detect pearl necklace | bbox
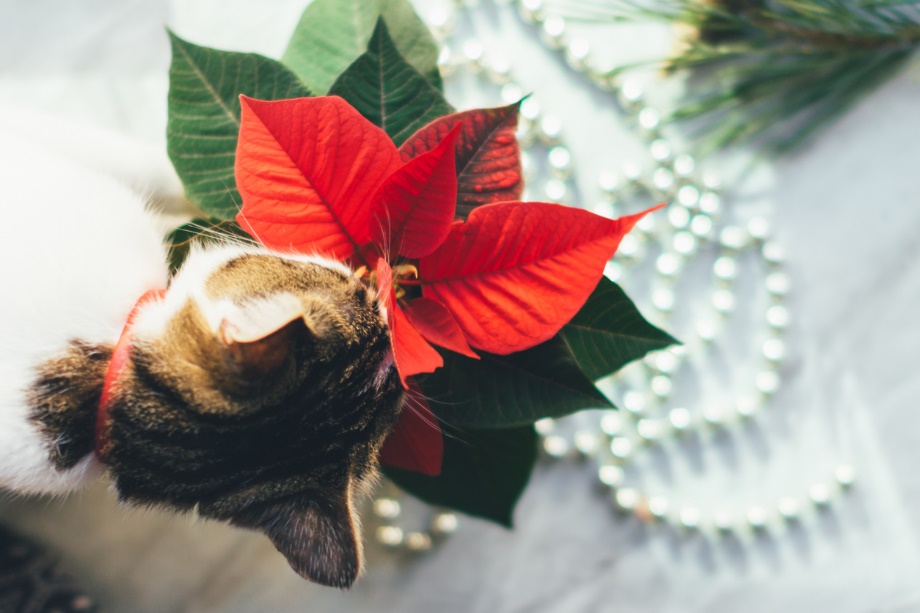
[367,0,856,551]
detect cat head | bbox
[103,244,404,588]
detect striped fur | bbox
[34,251,404,588]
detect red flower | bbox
[234,95,660,476]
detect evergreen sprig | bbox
[563,0,920,154]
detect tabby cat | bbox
[0,112,404,588]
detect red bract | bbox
[398,103,523,217]
[378,382,444,477]
[235,95,659,476]
[235,95,400,259]
[370,124,461,258]
[420,202,661,354]
[375,259,443,388]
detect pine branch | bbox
[561,0,920,154]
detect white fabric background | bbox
[1,1,919,611]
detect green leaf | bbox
[282,0,442,94]
[166,31,311,220]
[167,218,256,274]
[421,335,611,429]
[560,277,678,380]
[383,425,537,527]
[329,19,453,146]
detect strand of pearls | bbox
[510,0,857,537]
[369,0,855,550]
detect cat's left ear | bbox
[233,489,363,588]
[218,293,317,380]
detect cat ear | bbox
[250,491,362,588]
[218,293,313,380]
[219,292,310,345]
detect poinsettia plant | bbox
[165,0,676,527]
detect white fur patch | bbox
[0,132,168,494]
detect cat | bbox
[0,110,404,589]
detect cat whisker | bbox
[402,387,465,443]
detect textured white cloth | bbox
[1,1,919,611]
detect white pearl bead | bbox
[763,338,785,362]
[617,234,641,258]
[650,139,672,162]
[766,305,790,329]
[699,192,721,214]
[712,289,735,313]
[462,39,483,62]
[565,38,591,68]
[669,408,691,431]
[652,167,675,191]
[548,146,571,173]
[835,465,856,488]
[622,162,642,182]
[574,431,599,456]
[713,256,737,281]
[655,351,679,374]
[374,498,401,519]
[755,370,781,395]
[518,0,544,22]
[673,154,695,177]
[432,513,459,535]
[534,417,556,434]
[777,497,800,521]
[486,57,512,83]
[747,216,770,241]
[763,241,786,265]
[735,395,758,418]
[636,213,656,232]
[615,488,639,511]
[765,272,791,296]
[610,437,633,459]
[600,413,624,435]
[679,507,701,529]
[598,170,621,194]
[690,214,713,237]
[746,506,768,530]
[623,391,646,414]
[702,172,722,191]
[653,288,675,312]
[501,83,524,104]
[405,532,433,551]
[673,232,697,255]
[648,496,669,519]
[540,115,563,140]
[541,16,566,48]
[638,107,660,131]
[667,204,690,228]
[599,465,625,488]
[719,226,748,250]
[543,435,569,458]
[544,178,567,201]
[520,98,541,121]
[376,526,404,546]
[713,511,734,533]
[650,375,672,399]
[696,319,717,342]
[618,78,644,108]
[809,483,832,506]
[677,185,700,207]
[637,418,663,441]
[427,6,453,30]
[657,253,681,276]
[703,406,724,427]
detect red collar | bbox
[94,289,166,460]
